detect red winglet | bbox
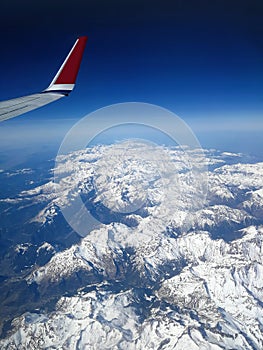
[54,36,88,84]
[45,36,88,93]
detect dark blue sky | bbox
[0,0,263,159]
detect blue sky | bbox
[0,0,263,162]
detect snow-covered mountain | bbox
[0,142,263,349]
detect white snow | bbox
[1,145,263,349]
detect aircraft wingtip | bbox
[45,36,88,94]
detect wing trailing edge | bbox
[0,36,87,122]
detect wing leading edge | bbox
[0,36,87,122]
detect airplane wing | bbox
[0,36,88,122]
